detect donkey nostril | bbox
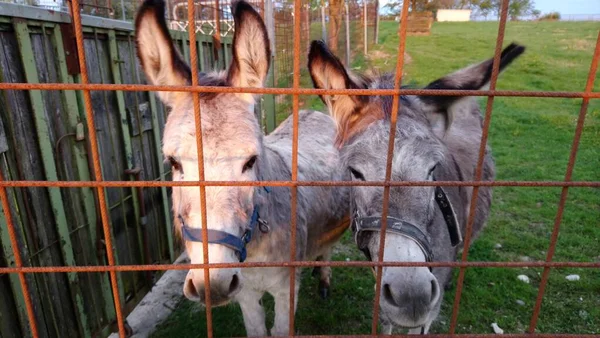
[383,283,397,307]
[228,274,240,295]
[430,279,439,304]
[185,278,200,299]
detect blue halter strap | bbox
[181,186,271,262]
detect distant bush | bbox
[539,12,561,21]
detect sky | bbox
[535,0,600,15]
[378,0,600,15]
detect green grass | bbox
[152,21,600,336]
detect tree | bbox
[476,0,493,19]
[383,0,403,16]
[491,0,538,20]
[327,0,343,52]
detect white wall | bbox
[437,9,471,22]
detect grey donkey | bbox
[308,40,525,333]
[134,0,350,336]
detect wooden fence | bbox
[0,3,236,337]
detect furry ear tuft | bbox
[226,0,271,103]
[420,43,525,131]
[135,0,191,106]
[308,40,378,146]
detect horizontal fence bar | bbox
[0,260,599,274]
[0,82,599,98]
[0,180,597,188]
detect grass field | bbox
[152,20,599,336]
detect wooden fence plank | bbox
[12,18,89,338]
[85,29,129,309]
[107,30,145,277]
[51,23,117,329]
[0,29,53,338]
[0,177,29,337]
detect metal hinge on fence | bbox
[60,23,81,75]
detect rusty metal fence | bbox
[0,0,599,337]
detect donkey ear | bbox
[308,40,371,146]
[226,0,271,103]
[420,43,525,131]
[135,0,192,106]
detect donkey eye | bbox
[427,164,438,178]
[167,156,181,171]
[349,167,365,181]
[242,155,257,173]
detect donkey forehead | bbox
[343,117,445,173]
[162,95,260,160]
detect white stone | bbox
[491,322,504,334]
[517,275,530,283]
[565,274,580,281]
[494,243,502,249]
[516,299,525,306]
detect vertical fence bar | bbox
[68,0,126,336]
[527,30,600,334]
[370,0,410,334]
[185,0,213,336]
[448,0,510,333]
[288,0,302,334]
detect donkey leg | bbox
[271,272,300,336]
[237,288,267,337]
[382,323,393,334]
[317,248,333,299]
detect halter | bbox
[180,186,271,262]
[351,178,462,265]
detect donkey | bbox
[135,1,350,335]
[308,41,525,333]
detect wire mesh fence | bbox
[0,0,599,337]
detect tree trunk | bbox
[328,0,343,52]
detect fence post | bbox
[305,3,310,53]
[363,0,367,54]
[263,0,276,133]
[321,0,327,42]
[213,0,223,67]
[345,1,350,66]
[120,0,125,20]
[374,0,379,44]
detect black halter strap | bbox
[352,215,434,263]
[351,181,462,264]
[433,185,462,246]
